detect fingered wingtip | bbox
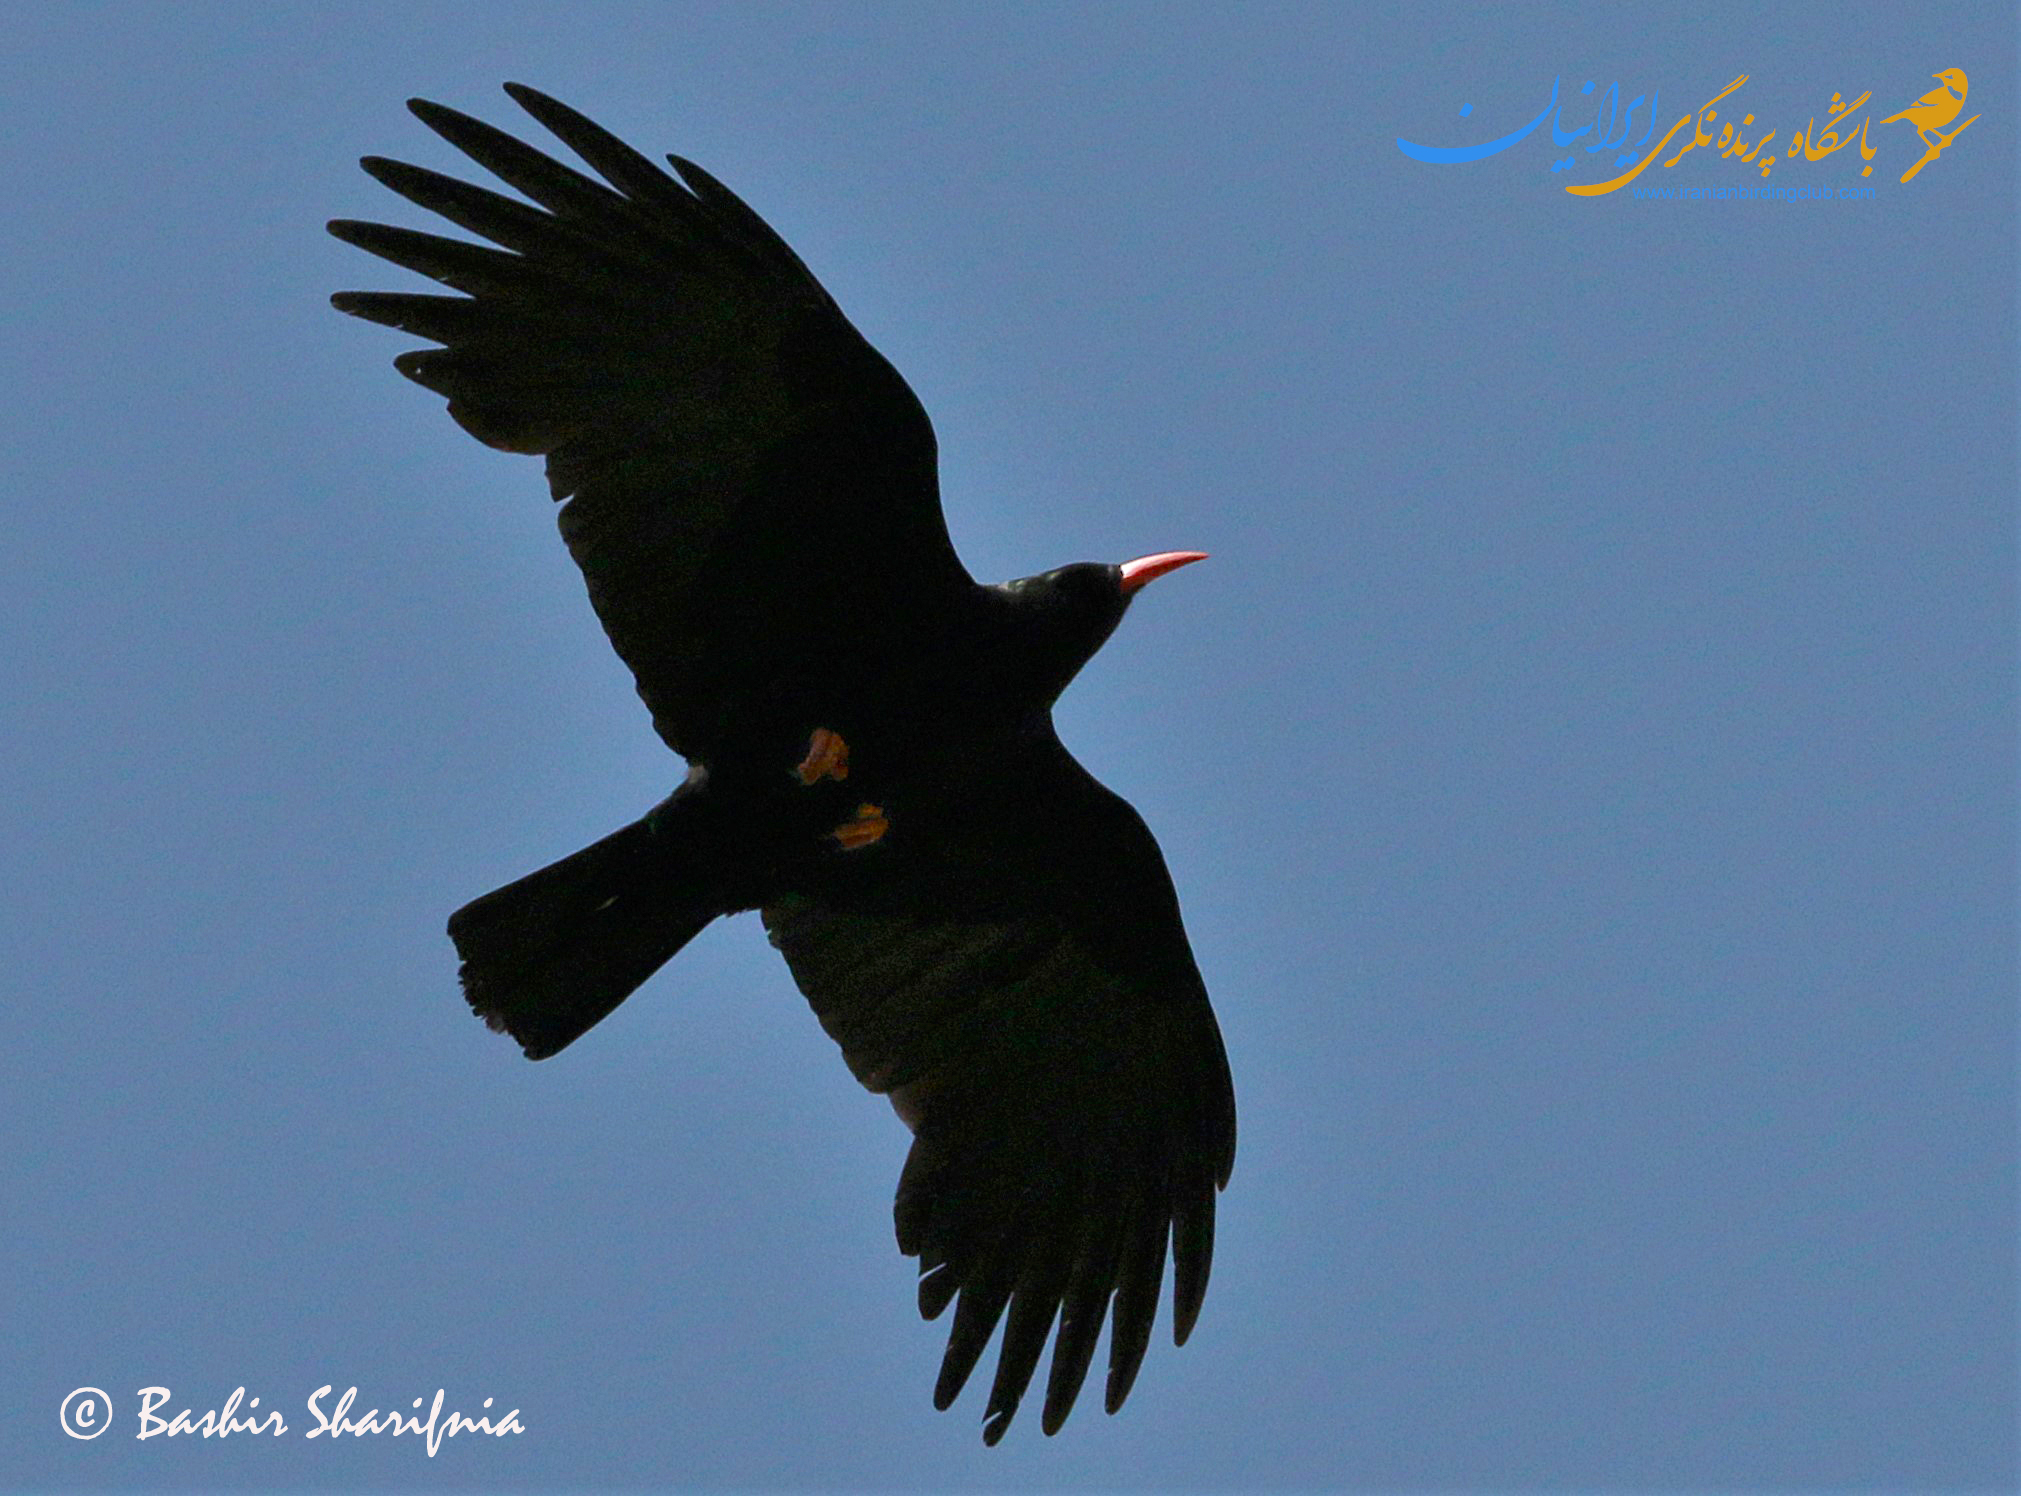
[407,96,488,138]
[1102,1354,1144,1416]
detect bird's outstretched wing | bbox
[330,86,974,761]
[761,737,1237,1442]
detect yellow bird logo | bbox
[1880,68,1969,147]
[1879,68,1977,183]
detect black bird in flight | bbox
[330,85,1235,1444]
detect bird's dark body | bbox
[332,84,1234,1445]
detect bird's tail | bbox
[446,805,722,1060]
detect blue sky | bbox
[3,2,2013,1489]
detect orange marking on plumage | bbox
[794,727,850,785]
[832,803,888,850]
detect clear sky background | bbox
[3,2,2013,1490]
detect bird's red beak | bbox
[1118,550,1208,595]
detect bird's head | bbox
[1936,68,1969,96]
[999,551,1207,707]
